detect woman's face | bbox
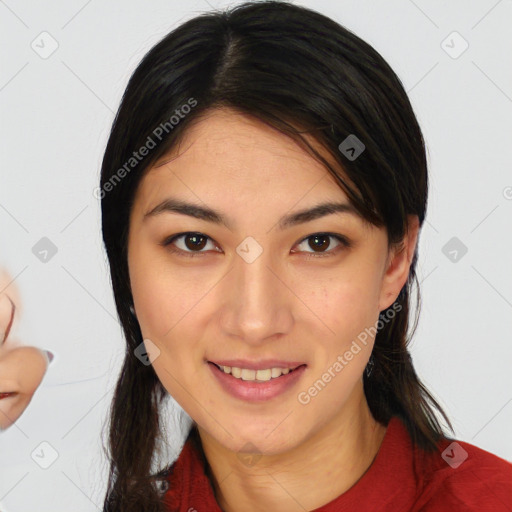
[128,108,411,455]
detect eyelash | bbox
[160,232,351,259]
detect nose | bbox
[218,248,294,345]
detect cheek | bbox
[296,280,379,415]
[128,245,211,387]
[132,269,214,343]
[129,241,188,338]
[303,266,382,400]
[311,267,382,336]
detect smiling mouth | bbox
[209,362,306,382]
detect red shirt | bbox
[163,416,512,511]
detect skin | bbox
[128,108,419,512]
[0,269,53,431]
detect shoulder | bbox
[413,436,512,511]
[162,426,216,511]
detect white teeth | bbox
[256,369,272,381]
[217,364,296,382]
[241,369,256,380]
[271,368,282,378]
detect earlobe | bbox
[379,215,420,311]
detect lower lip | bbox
[208,362,307,402]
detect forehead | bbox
[139,108,349,201]
[153,108,331,175]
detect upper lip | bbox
[208,359,307,371]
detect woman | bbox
[99,2,512,511]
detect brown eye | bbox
[162,232,220,257]
[307,234,331,251]
[292,233,350,259]
[182,233,208,251]
[161,232,350,259]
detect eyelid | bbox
[161,232,351,258]
[292,233,350,258]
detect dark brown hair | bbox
[100,2,453,510]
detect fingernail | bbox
[44,350,54,364]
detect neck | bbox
[196,385,388,512]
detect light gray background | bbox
[1,0,511,510]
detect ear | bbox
[378,215,420,311]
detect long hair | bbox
[100,2,453,510]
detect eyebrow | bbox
[143,198,360,231]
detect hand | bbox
[0,270,53,431]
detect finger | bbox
[0,267,21,312]
[0,294,15,346]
